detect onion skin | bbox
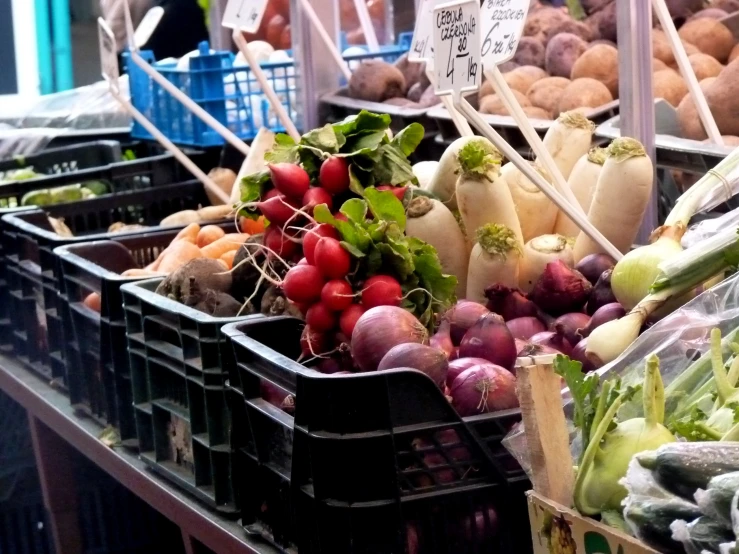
[580,303,625,338]
[430,320,455,359]
[450,364,519,416]
[506,316,546,340]
[412,429,471,485]
[459,313,517,370]
[530,331,573,356]
[518,342,560,357]
[485,284,538,320]
[443,301,490,345]
[553,313,591,346]
[351,306,428,372]
[447,357,492,388]
[529,260,592,316]
[378,344,448,389]
[586,269,617,315]
[463,506,499,545]
[571,338,597,372]
[576,253,616,285]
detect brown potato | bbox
[712,0,739,12]
[729,43,739,64]
[688,53,723,81]
[480,90,532,115]
[504,66,547,94]
[653,69,689,107]
[653,58,669,72]
[527,78,570,116]
[706,58,739,135]
[682,42,701,56]
[557,78,613,113]
[687,8,729,21]
[677,79,717,141]
[652,36,675,66]
[479,79,494,99]
[524,7,570,41]
[570,44,619,98]
[348,60,405,102]
[523,106,552,120]
[545,19,595,43]
[678,19,734,62]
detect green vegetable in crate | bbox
[0,167,41,184]
[670,516,735,554]
[20,189,52,206]
[695,472,739,527]
[20,183,98,207]
[557,354,676,516]
[623,496,703,554]
[82,180,108,195]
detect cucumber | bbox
[637,443,739,499]
[624,496,701,553]
[696,471,739,526]
[670,516,734,554]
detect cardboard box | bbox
[527,491,659,554]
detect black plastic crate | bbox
[0,150,209,386]
[54,221,237,442]
[121,278,261,514]
[0,140,122,178]
[223,317,531,554]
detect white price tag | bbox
[432,0,481,97]
[134,6,165,48]
[409,0,436,62]
[222,0,269,34]
[480,0,529,67]
[97,18,119,91]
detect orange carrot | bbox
[173,222,200,244]
[201,233,249,259]
[196,225,226,248]
[219,249,237,269]
[84,292,101,313]
[158,241,203,273]
[240,216,266,235]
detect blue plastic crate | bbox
[128,34,412,147]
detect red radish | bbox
[303,224,339,265]
[334,212,349,222]
[297,257,309,265]
[257,194,299,226]
[264,188,280,200]
[269,162,310,199]
[306,302,337,332]
[314,237,351,279]
[361,275,402,308]
[264,226,297,258]
[339,304,364,337]
[301,325,329,357]
[319,156,350,194]
[321,279,354,311]
[302,187,333,214]
[282,265,324,303]
[377,184,407,202]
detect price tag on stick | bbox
[432,0,481,97]
[409,0,436,62]
[98,18,119,92]
[222,0,269,34]
[480,0,528,67]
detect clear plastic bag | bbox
[683,208,739,249]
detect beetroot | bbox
[528,260,592,315]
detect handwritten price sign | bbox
[410,0,436,62]
[432,0,481,96]
[480,0,529,67]
[222,0,269,34]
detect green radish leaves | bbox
[365,187,406,231]
[392,123,424,157]
[238,170,271,219]
[457,139,501,181]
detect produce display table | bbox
[0,353,279,554]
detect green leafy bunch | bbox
[314,187,457,329]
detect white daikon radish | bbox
[541,111,596,180]
[553,147,607,237]
[406,197,469,298]
[518,234,574,293]
[230,128,276,205]
[425,136,498,211]
[466,224,522,304]
[455,140,523,247]
[412,161,439,190]
[500,161,557,242]
[573,138,654,262]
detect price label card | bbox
[409,0,436,62]
[97,18,119,91]
[134,6,165,48]
[432,0,481,96]
[222,0,269,34]
[480,0,529,67]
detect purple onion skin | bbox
[443,301,490,345]
[506,316,546,340]
[447,357,492,388]
[450,364,519,416]
[459,313,517,370]
[553,313,591,346]
[580,302,625,338]
[378,343,448,389]
[528,260,593,316]
[518,342,560,357]
[463,506,499,545]
[351,306,429,372]
[500,290,539,321]
[571,338,598,372]
[430,319,455,358]
[576,253,616,285]
[586,269,617,315]
[530,331,573,356]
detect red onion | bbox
[449,347,460,361]
[316,357,344,374]
[412,429,471,485]
[459,313,517,370]
[530,331,573,356]
[586,269,617,315]
[580,303,625,338]
[447,357,491,388]
[443,301,490,345]
[406,523,419,554]
[506,316,546,340]
[518,342,560,357]
[575,253,616,285]
[463,506,499,544]
[553,313,591,346]
[430,320,455,359]
[528,260,592,316]
[261,381,292,412]
[450,364,519,416]
[351,306,428,372]
[378,343,448,389]
[484,284,538,320]
[571,338,597,372]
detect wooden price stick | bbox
[353,0,380,51]
[426,66,474,137]
[298,0,353,81]
[232,30,301,141]
[652,0,723,145]
[515,355,574,505]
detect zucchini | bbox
[669,516,734,554]
[732,490,739,538]
[695,471,739,527]
[623,496,702,554]
[637,443,739,499]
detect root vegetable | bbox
[652,58,668,72]
[730,43,739,63]
[442,301,490,345]
[507,317,546,340]
[314,237,351,279]
[580,302,625,337]
[412,161,439,190]
[573,138,654,260]
[523,106,552,119]
[526,77,570,115]
[378,343,448,389]
[303,224,340,265]
[430,320,454,359]
[283,265,324,303]
[361,275,402,308]
[306,302,337,332]
[196,205,233,221]
[480,90,531,115]
[406,197,469,298]
[302,187,333,214]
[257,194,300,226]
[269,163,310,199]
[348,60,406,102]
[447,357,491,388]
[501,161,557,242]
[547,19,594,42]
[504,66,547,94]
[688,7,729,21]
[161,210,200,227]
[542,111,597,181]
[652,35,675,66]
[156,258,232,302]
[339,304,364,337]
[557,78,613,114]
[554,312,591,346]
[84,292,101,312]
[321,280,354,312]
[553,147,607,237]
[174,223,200,243]
[545,33,588,78]
[518,234,574,293]
[320,157,350,194]
[529,331,573,356]
[202,233,250,259]
[705,57,739,136]
[653,69,689,107]
[688,53,724,81]
[231,128,275,205]
[205,168,237,205]
[524,7,570,41]
[575,253,615,285]
[450,364,518,416]
[466,224,522,304]
[458,313,517,370]
[678,18,734,62]
[513,37,545,68]
[196,225,225,248]
[529,260,592,315]
[570,44,619,98]
[158,241,203,274]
